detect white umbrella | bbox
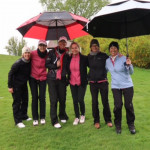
[84,0,150,56]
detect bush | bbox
[130,40,150,68]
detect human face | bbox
[58,40,67,50]
[71,44,80,56]
[38,44,47,53]
[109,46,118,57]
[91,44,99,52]
[22,52,31,61]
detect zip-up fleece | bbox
[106,55,133,89]
[88,52,109,82]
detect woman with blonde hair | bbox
[68,42,88,125]
[8,46,32,128]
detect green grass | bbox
[0,54,150,150]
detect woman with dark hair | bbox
[106,41,136,134]
[68,42,88,125]
[88,39,112,129]
[30,40,47,126]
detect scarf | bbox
[37,48,47,58]
[22,58,30,63]
[90,50,100,56]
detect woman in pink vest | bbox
[68,42,88,125]
[29,40,47,126]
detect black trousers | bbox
[90,82,112,124]
[47,79,68,125]
[12,84,29,124]
[29,77,46,120]
[112,87,135,127]
[70,84,86,118]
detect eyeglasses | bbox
[39,44,47,47]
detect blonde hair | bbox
[69,42,81,53]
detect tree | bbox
[5,37,27,56]
[39,0,110,19]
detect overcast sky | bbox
[0,0,134,54]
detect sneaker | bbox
[33,120,38,126]
[94,123,100,129]
[26,118,32,121]
[54,123,61,128]
[17,122,25,128]
[73,118,79,125]
[40,119,46,125]
[80,115,85,124]
[60,120,67,123]
[107,122,113,127]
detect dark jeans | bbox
[112,87,135,127]
[70,84,86,118]
[12,84,29,124]
[90,82,112,124]
[47,79,68,125]
[29,77,46,120]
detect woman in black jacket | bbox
[8,46,32,128]
[88,39,112,129]
[46,36,69,128]
[68,42,88,125]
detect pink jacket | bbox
[69,54,81,86]
[31,50,47,81]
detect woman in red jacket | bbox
[30,40,47,126]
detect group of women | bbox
[8,36,136,134]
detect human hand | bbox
[126,58,131,65]
[8,88,14,93]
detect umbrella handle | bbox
[126,38,129,58]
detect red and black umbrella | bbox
[17,11,89,40]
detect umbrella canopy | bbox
[84,0,150,55]
[17,11,89,40]
[85,0,150,39]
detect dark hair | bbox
[90,39,100,48]
[109,41,119,51]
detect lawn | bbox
[0,54,150,150]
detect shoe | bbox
[54,123,61,128]
[40,119,46,125]
[33,120,38,126]
[107,122,113,127]
[128,124,136,134]
[26,118,32,121]
[60,120,67,123]
[17,122,25,128]
[80,115,85,124]
[116,126,121,134]
[73,118,79,125]
[94,123,100,129]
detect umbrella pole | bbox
[126,37,129,58]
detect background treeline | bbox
[75,35,150,69]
